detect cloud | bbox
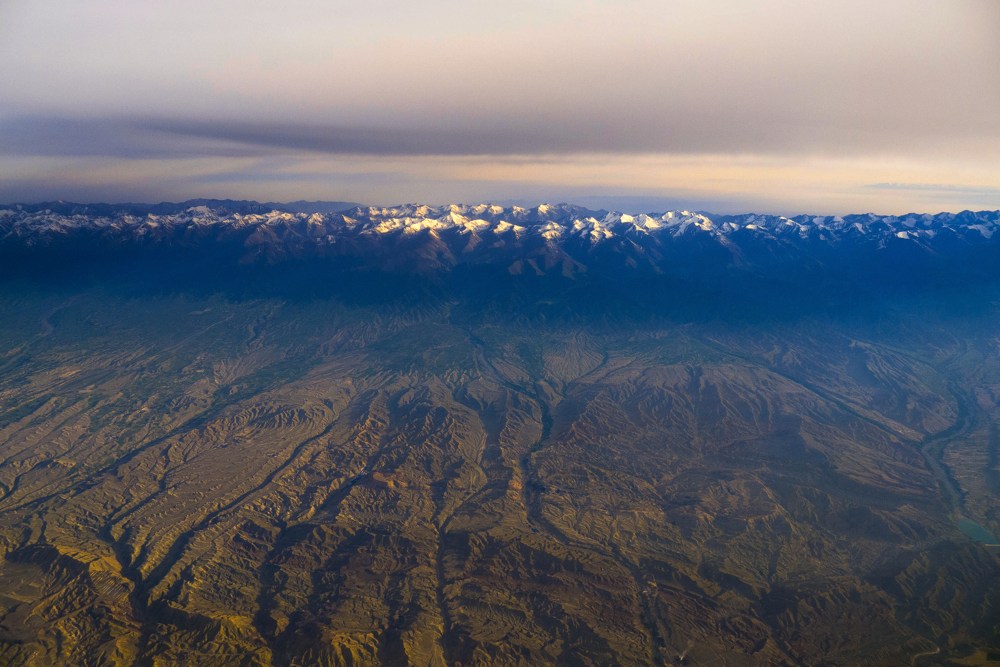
[1,0,999,210]
[6,110,1000,163]
[3,1,999,158]
[867,183,1000,195]
[2,151,996,216]
[865,182,1000,207]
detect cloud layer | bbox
[2,0,999,212]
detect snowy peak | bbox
[4,202,1000,243]
[2,202,999,276]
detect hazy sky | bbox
[2,0,999,213]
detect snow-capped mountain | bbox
[3,201,996,243]
[2,202,999,286]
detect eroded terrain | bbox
[0,287,998,666]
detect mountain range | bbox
[4,202,999,298]
[0,201,998,665]
[4,202,997,258]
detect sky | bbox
[1,0,999,214]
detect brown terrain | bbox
[0,287,998,666]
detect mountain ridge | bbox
[4,201,997,239]
[3,203,998,299]
[3,202,998,258]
